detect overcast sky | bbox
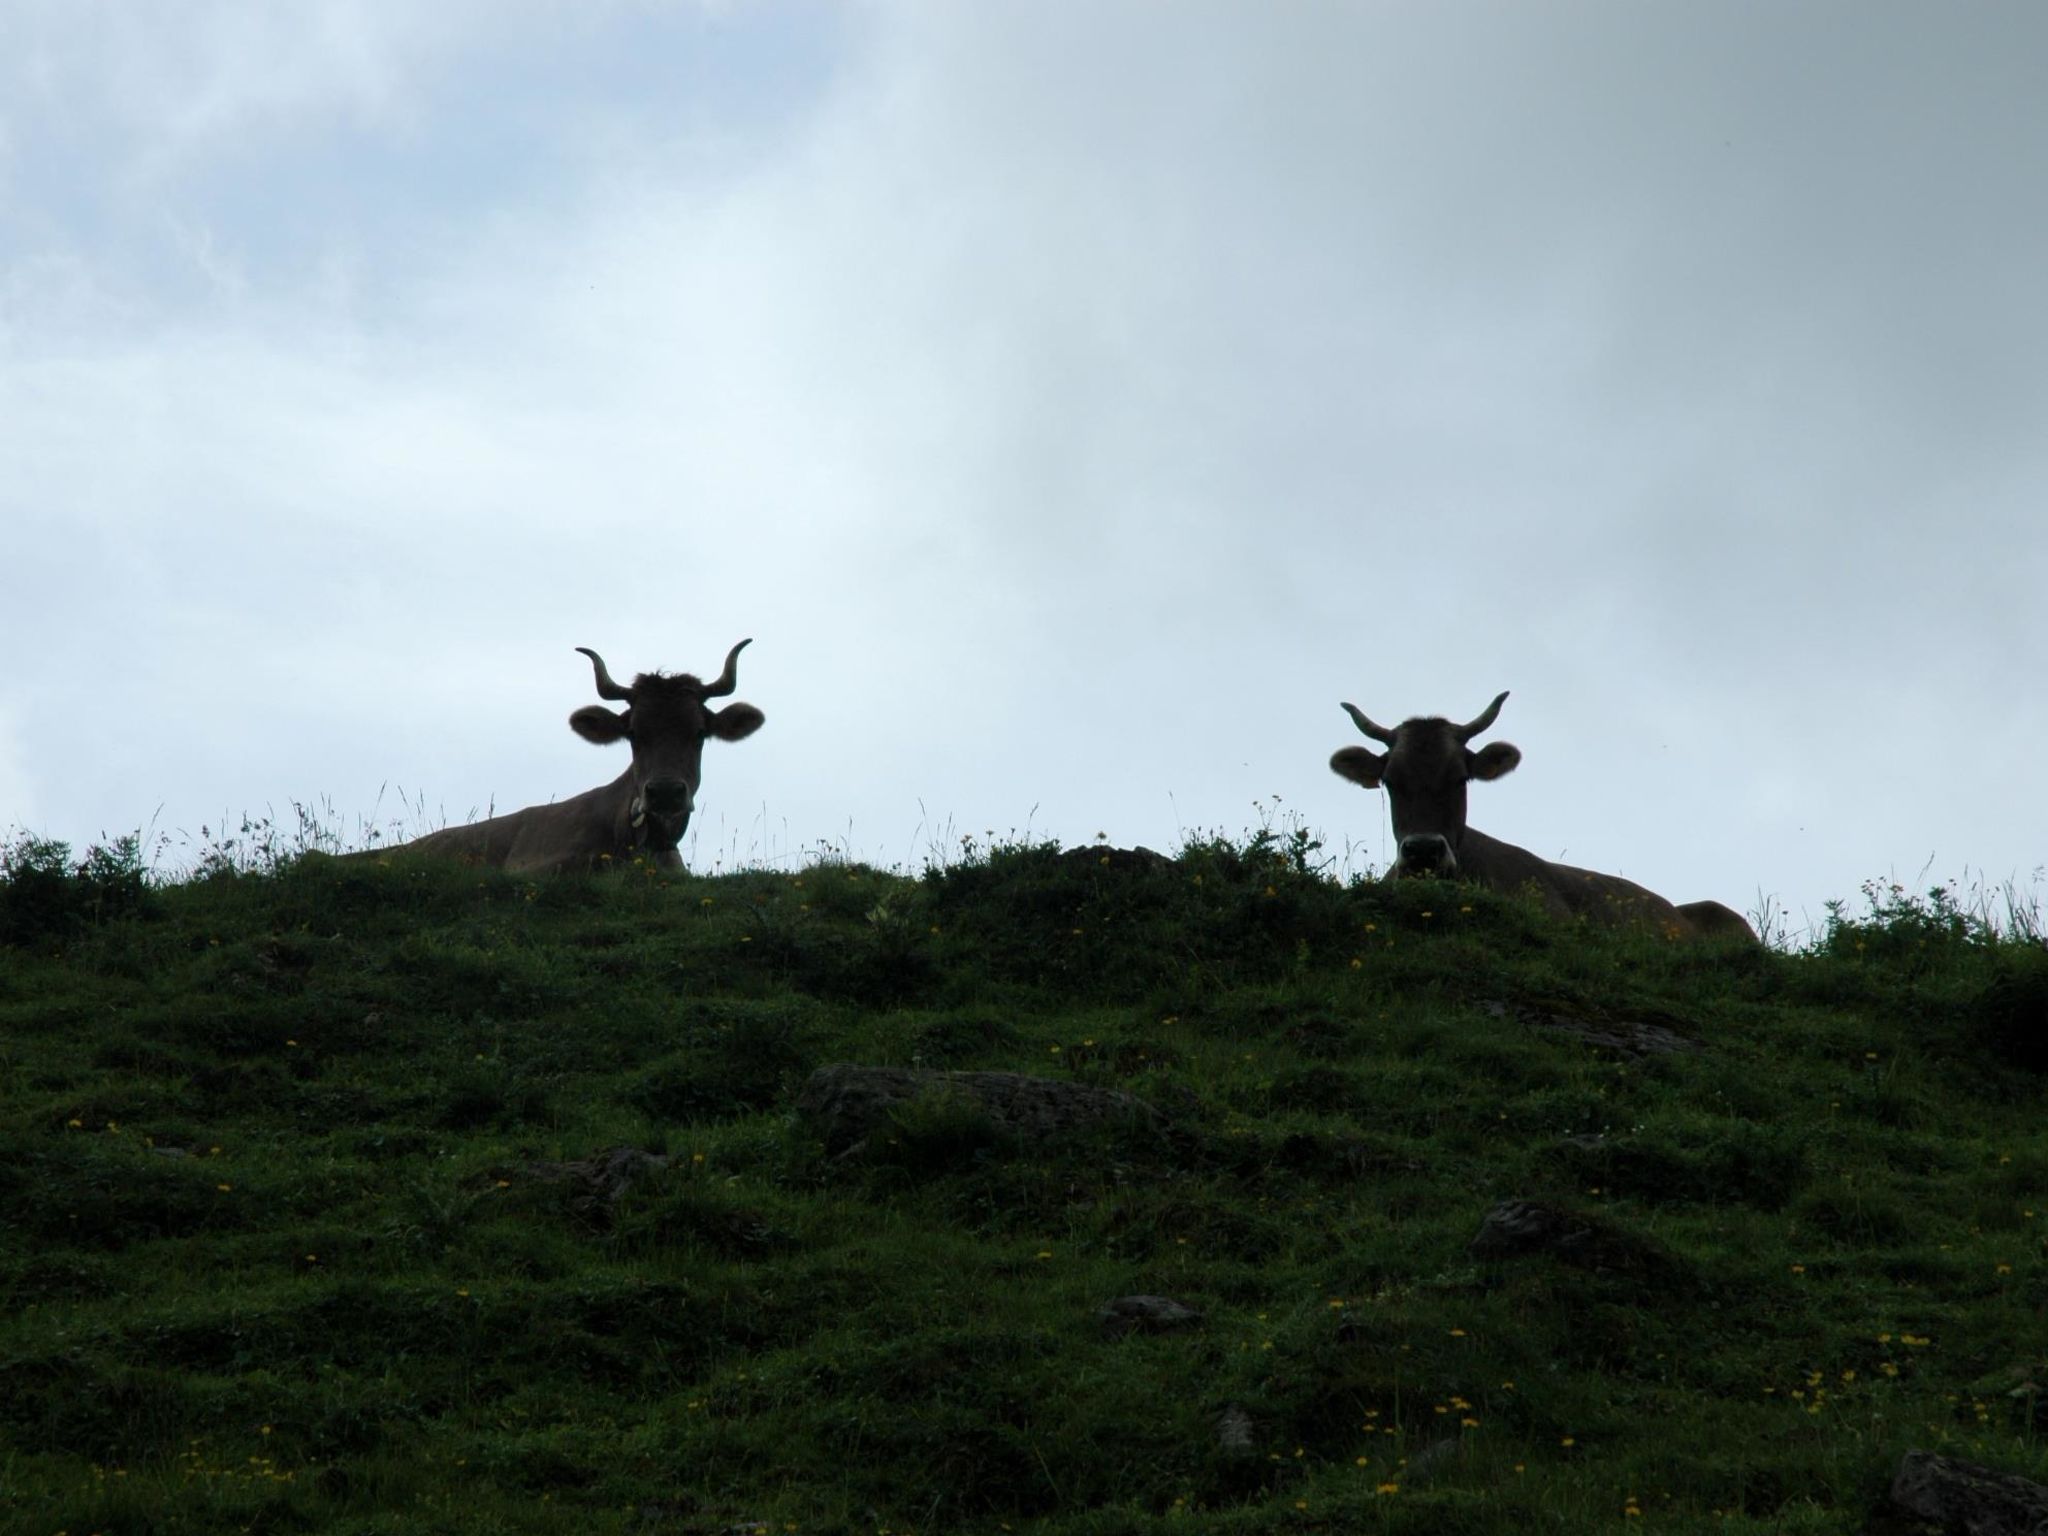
[5,1,2044,936]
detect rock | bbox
[1215,1403,1256,1458]
[1468,1198,1681,1279]
[1098,1295,1204,1338]
[796,1063,1160,1158]
[523,1146,672,1221]
[1873,1450,2048,1535]
[1403,1437,1460,1485]
[1483,999,1698,1059]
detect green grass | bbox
[1,831,2043,1533]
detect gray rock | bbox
[796,1063,1160,1158]
[1876,1450,2048,1535]
[1215,1403,1256,1458]
[524,1146,672,1220]
[1098,1295,1204,1338]
[1469,1197,1682,1280]
[1483,999,1698,1059]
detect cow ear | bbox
[1329,746,1386,788]
[1469,741,1521,780]
[569,705,629,744]
[707,703,764,742]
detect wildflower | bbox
[1449,1327,1466,1337]
[216,1183,232,1193]
[1376,1482,1400,1495]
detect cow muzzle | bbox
[640,778,696,819]
[1395,834,1458,879]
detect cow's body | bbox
[377,643,763,875]
[388,771,660,874]
[1330,691,1756,943]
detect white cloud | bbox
[2,2,2044,926]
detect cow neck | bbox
[630,799,686,856]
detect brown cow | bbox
[384,642,764,874]
[1329,691,1755,941]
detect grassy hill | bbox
[2,829,2044,1534]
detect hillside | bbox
[2,831,2045,1535]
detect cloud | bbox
[2,2,2043,926]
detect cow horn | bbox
[1458,691,1510,741]
[700,638,751,698]
[1340,703,1398,745]
[575,647,634,702]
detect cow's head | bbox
[569,641,765,851]
[1330,691,1519,878]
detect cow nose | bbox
[642,778,694,816]
[1397,834,1456,877]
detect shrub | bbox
[0,831,149,946]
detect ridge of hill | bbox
[2,832,2044,1533]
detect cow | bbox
[381,642,764,874]
[1329,691,1756,942]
